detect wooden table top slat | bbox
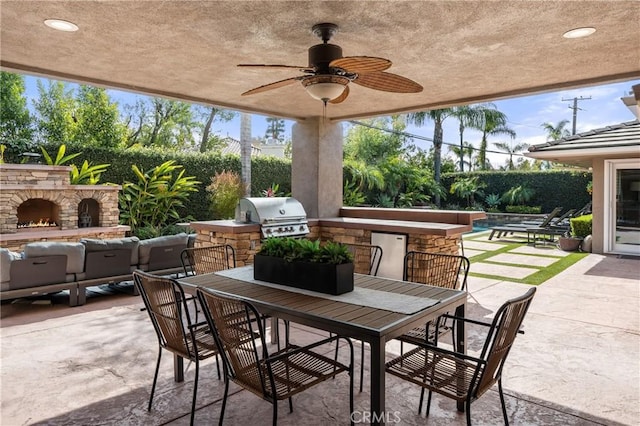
[179,270,465,336]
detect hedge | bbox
[30,143,592,219]
[442,170,592,213]
[40,142,291,221]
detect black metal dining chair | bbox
[133,270,220,426]
[197,286,355,425]
[386,287,536,425]
[180,244,236,276]
[397,251,470,350]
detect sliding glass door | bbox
[606,159,640,255]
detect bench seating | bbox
[1,233,196,307]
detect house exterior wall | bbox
[592,158,605,254]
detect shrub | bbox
[501,185,535,206]
[119,160,200,233]
[69,160,110,184]
[207,171,245,219]
[570,214,593,238]
[505,205,542,214]
[484,193,501,211]
[41,144,80,165]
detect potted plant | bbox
[558,214,593,252]
[254,238,355,295]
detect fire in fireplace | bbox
[17,199,60,230]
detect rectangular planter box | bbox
[253,254,354,295]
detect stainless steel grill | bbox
[235,197,309,238]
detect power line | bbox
[348,120,527,157]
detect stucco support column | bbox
[291,117,343,218]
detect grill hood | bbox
[235,197,309,238]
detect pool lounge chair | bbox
[488,207,563,241]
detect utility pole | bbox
[562,96,592,135]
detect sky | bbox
[22,75,639,168]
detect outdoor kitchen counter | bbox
[318,217,470,236]
[189,216,476,237]
[189,220,260,234]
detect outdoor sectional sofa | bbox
[1,233,195,307]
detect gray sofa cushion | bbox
[81,237,140,266]
[23,242,85,274]
[1,248,22,283]
[138,233,188,265]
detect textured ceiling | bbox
[2,1,639,122]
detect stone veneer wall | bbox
[0,164,121,233]
[195,223,460,268]
[1,228,129,252]
[194,229,262,267]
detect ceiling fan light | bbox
[305,83,345,101]
[302,75,349,102]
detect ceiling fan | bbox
[238,23,423,105]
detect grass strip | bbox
[469,251,589,285]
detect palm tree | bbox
[474,107,516,170]
[493,141,529,170]
[407,108,454,206]
[451,105,484,172]
[541,120,570,141]
[240,113,251,196]
[448,141,475,172]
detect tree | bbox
[474,107,515,170]
[240,113,252,196]
[344,117,440,208]
[493,141,529,170]
[0,72,33,143]
[451,105,485,172]
[0,72,34,161]
[195,106,236,152]
[33,80,78,144]
[448,141,475,172]
[125,97,195,148]
[265,117,285,142]
[344,116,407,165]
[407,108,454,206]
[74,85,127,148]
[541,120,570,141]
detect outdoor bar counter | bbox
[190,207,486,266]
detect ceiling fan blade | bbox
[330,56,392,73]
[329,85,350,104]
[353,72,423,93]
[238,64,314,72]
[241,77,301,96]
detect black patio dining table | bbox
[177,266,467,425]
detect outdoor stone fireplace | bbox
[0,164,129,251]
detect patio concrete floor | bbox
[1,250,638,425]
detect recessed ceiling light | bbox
[44,19,79,32]
[562,27,596,39]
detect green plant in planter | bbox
[255,238,354,295]
[318,241,353,265]
[257,238,353,265]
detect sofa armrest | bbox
[9,255,68,290]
